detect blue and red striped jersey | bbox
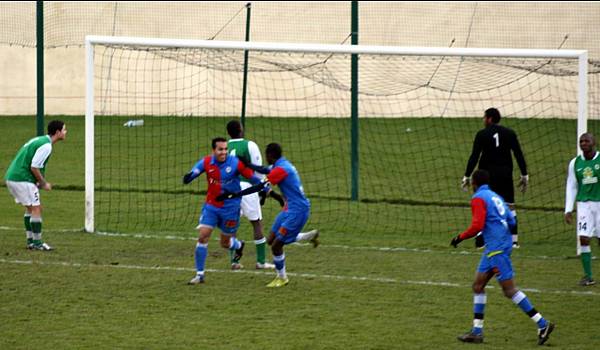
[188,154,260,208]
[458,184,515,252]
[267,157,310,212]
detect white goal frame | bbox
[84,35,588,233]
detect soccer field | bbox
[1,116,599,349]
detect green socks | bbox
[582,252,593,279]
[31,217,42,245]
[255,239,266,264]
[24,214,32,232]
[24,214,33,244]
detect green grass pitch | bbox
[1,116,599,349]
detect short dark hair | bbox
[212,137,227,149]
[47,120,65,135]
[580,132,596,142]
[484,108,501,123]
[471,169,490,187]
[226,120,242,138]
[266,143,282,160]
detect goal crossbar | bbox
[86,35,586,59]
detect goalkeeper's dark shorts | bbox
[489,176,514,204]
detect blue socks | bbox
[273,254,287,279]
[511,291,548,329]
[228,237,242,251]
[470,291,548,335]
[471,293,486,334]
[194,242,208,275]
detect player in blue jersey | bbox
[182,137,262,284]
[217,143,319,287]
[451,169,554,345]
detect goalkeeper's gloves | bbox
[461,176,471,192]
[182,172,194,185]
[517,174,529,193]
[216,191,236,202]
[450,235,463,248]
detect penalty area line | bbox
[0,258,598,297]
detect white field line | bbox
[0,258,598,297]
[0,226,586,261]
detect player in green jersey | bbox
[4,120,67,250]
[226,120,283,270]
[565,133,600,286]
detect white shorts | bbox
[576,201,600,238]
[239,181,262,221]
[6,181,40,206]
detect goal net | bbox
[86,36,588,247]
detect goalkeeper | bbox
[183,137,263,285]
[462,107,528,248]
[452,170,553,345]
[218,143,319,288]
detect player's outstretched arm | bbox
[183,169,202,184]
[182,172,195,184]
[238,156,271,174]
[216,180,269,201]
[183,159,205,184]
[246,162,271,174]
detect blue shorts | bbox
[271,209,310,245]
[198,204,240,235]
[477,250,514,281]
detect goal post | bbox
[84,35,588,245]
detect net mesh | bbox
[92,43,581,246]
[2,2,600,119]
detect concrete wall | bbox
[0,1,598,117]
